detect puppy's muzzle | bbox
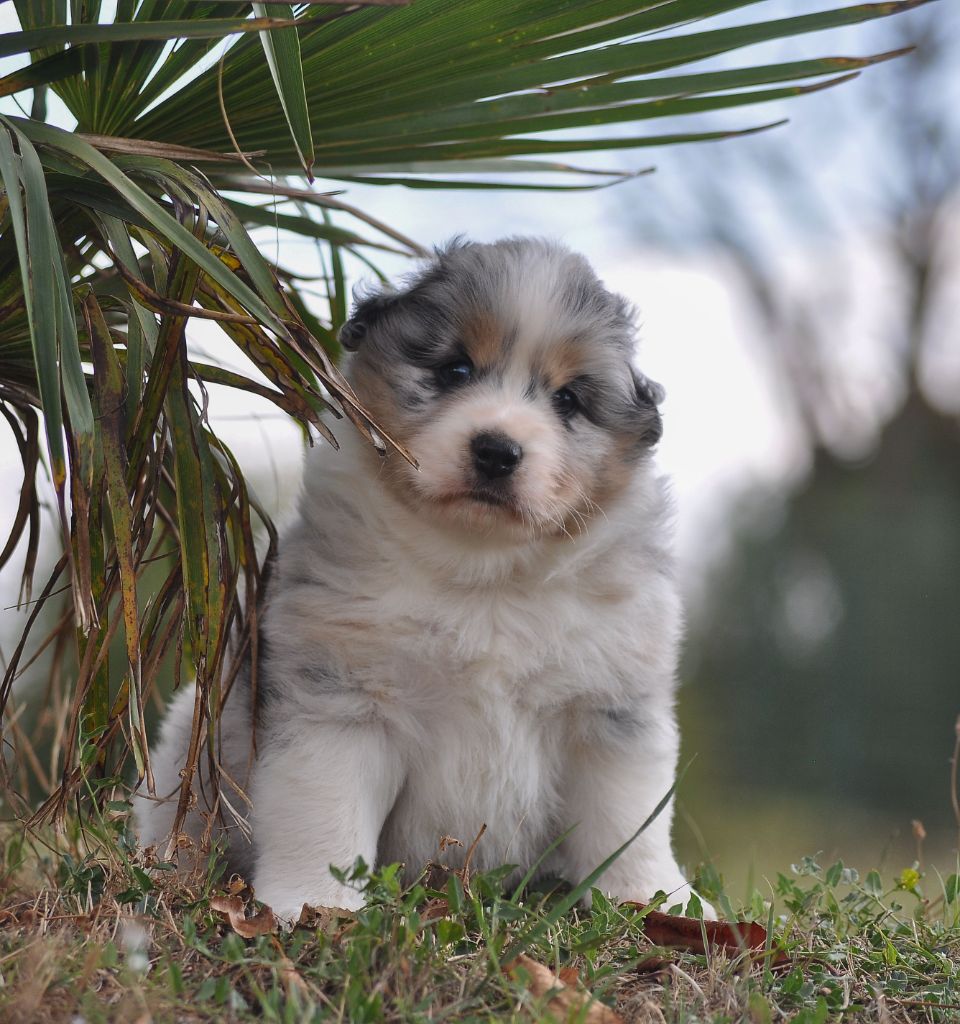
[471,431,523,480]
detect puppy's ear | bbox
[632,370,665,445]
[338,292,396,351]
[339,243,465,351]
[634,371,665,408]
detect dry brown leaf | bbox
[270,938,310,996]
[225,875,250,897]
[421,897,451,922]
[209,894,243,916]
[0,905,40,930]
[210,893,277,938]
[557,965,580,986]
[625,903,767,956]
[507,953,624,1024]
[624,903,790,969]
[635,954,672,975]
[295,903,357,936]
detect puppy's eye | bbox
[435,359,473,388]
[551,387,579,419]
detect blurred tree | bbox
[626,3,960,857]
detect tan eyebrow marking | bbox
[461,311,505,368]
[533,340,588,390]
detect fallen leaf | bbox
[295,903,356,936]
[635,954,672,975]
[507,953,624,1024]
[225,875,250,897]
[0,905,40,930]
[210,893,277,938]
[624,903,790,967]
[421,897,450,922]
[270,938,310,996]
[558,964,580,985]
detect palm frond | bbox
[131,1,927,179]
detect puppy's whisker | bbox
[580,489,609,523]
[543,499,576,541]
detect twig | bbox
[459,823,487,889]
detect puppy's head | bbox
[343,237,663,540]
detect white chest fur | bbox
[254,443,682,886]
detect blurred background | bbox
[1,1,957,894]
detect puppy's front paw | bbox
[255,882,364,929]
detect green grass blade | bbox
[0,405,41,603]
[294,120,790,165]
[500,776,682,964]
[76,441,109,757]
[305,70,870,149]
[317,158,630,176]
[115,156,291,321]
[157,257,225,671]
[326,213,347,333]
[327,171,645,190]
[135,0,926,171]
[53,224,95,487]
[124,316,146,426]
[332,1,927,123]
[0,117,98,633]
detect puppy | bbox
[136,237,697,921]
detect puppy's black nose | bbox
[471,432,523,479]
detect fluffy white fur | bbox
[136,238,699,922]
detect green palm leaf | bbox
[0,16,294,59]
[252,1,315,178]
[133,1,927,176]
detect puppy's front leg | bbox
[251,720,403,922]
[559,710,694,909]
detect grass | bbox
[0,800,958,1023]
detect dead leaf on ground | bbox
[224,875,250,898]
[421,897,450,922]
[0,904,40,930]
[507,953,624,1024]
[210,893,277,938]
[624,903,789,967]
[557,964,580,986]
[269,937,310,996]
[635,954,673,975]
[295,903,357,936]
